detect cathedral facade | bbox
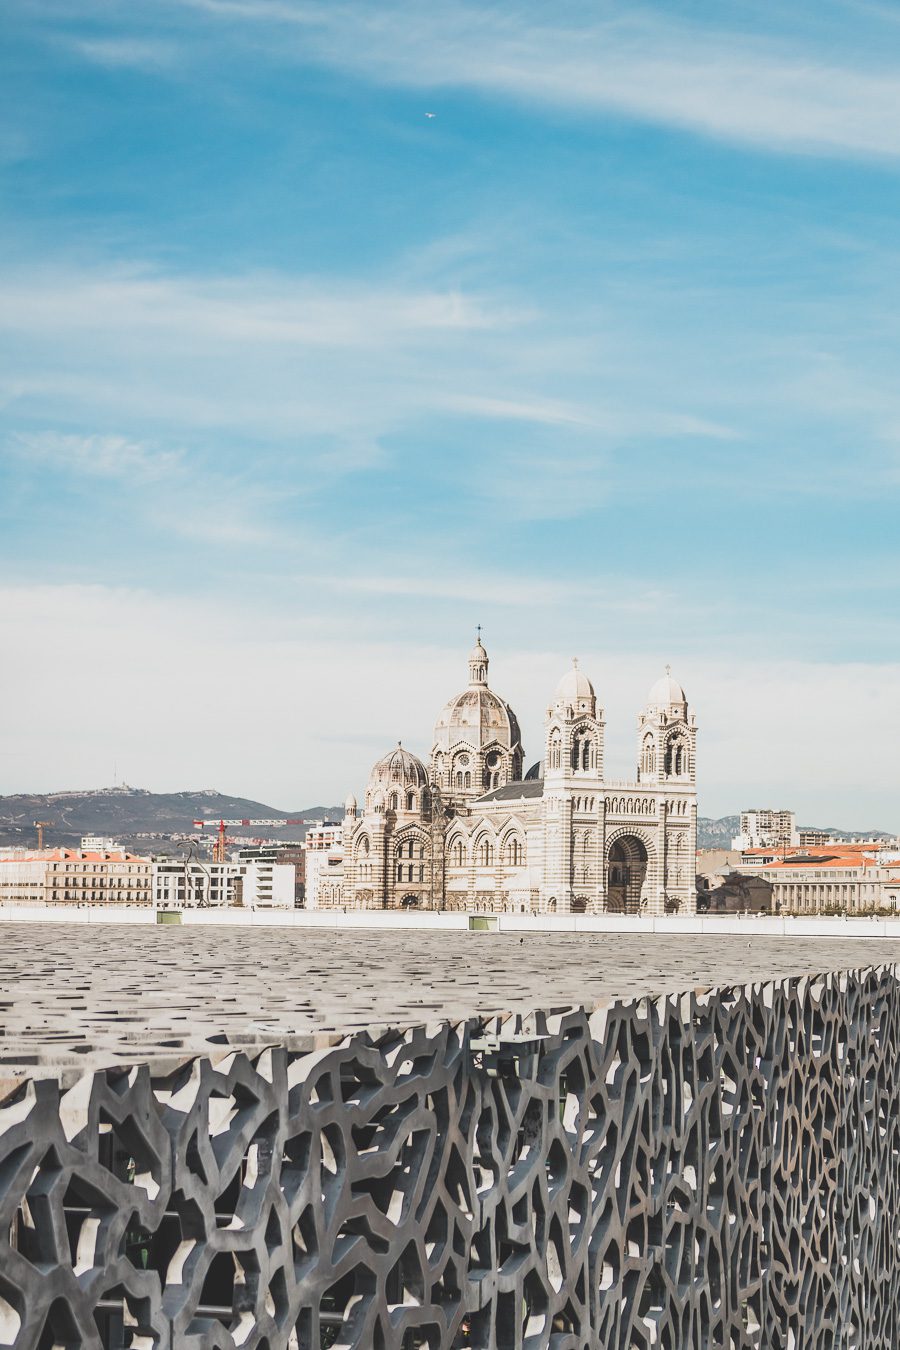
[337,636,698,916]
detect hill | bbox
[0,786,343,849]
[696,815,740,849]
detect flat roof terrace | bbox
[3,923,900,1085]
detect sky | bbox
[1,0,899,825]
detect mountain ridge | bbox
[0,786,344,848]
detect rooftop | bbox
[476,779,544,803]
[0,849,146,863]
[2,923,900,1088]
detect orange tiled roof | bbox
[761,853,873,872]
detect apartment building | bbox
[0,849,152,905]
[732,809,798,851]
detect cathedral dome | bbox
[647,668,687,710]
[368,744,428,788]
[432,633,522,755]
[554,661,595,709]
[434,686,522,751]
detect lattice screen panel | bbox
[0,967,897,1348]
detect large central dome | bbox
[432,635,521,754]
[431,635,524,801]
[433,685,522,750]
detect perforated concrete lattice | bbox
[1,928,900,1347]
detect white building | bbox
[154,861,234,908]
[80,835,122,852]
[732,809,798,851]
[337,637,698,916]
[153,857,296,909]
[304,824,344,910]
[234,860,295,909]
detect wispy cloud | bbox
[10,431,182,481]
[171,0,900,160]
[0,266,520,348]
[6,428,276,546]
[0,257,744,523]
[69,37,180,70]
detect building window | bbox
[477,838,494,867]
[506,837,524,866]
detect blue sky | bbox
[1,0,899,824]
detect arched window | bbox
[406,791,415,811]
[417,864,424,882]
[572,730,594,772]
[549,732,561,771]
[389,792,398,811]
[450,838,465,867]
[464,772,471,789]
[666,736,688,776]
[477,838,494,867]
[506,837,524,866]
[641,735,656,777]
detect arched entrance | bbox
[606,836,649,913]
[400,894,420,908]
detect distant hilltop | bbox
[0,786,344,848]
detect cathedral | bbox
[336,635,698,916]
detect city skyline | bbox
[2,0,899,823]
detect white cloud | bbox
[5,428,277,545]
[70,37,180,70]
[0,267,518,349]
[175,0,900,160]
[10,431,182,481]
[0,258,742,523]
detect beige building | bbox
[336,637,698,916]
[759,850,900,914]
[0,848,152,905]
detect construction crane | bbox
[192,818,307,865]
[34,821,52,850]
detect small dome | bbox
[469,636,487,666]
[344,793,357,812]
[524,760,544,781]
[554,660,595,707]
[648,667,687,709]
[368,744,428,788]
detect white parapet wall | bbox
[4,903,900,938]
